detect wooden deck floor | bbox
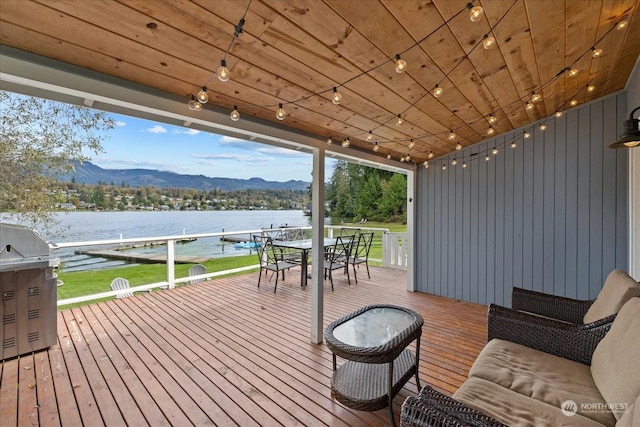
[1,266,488,426]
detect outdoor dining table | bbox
[271,238,337,288]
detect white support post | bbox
[406,168,416,291]
[167,239,175,289]
[311,146,325,344]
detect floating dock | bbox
[75,249,210,264]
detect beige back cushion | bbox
[591,297,640,421]
[616,394,639,427]
[583,269,640,324]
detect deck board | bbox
[1,266,487,426]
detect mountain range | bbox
[59,161,310,192]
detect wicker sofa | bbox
[400,272,640,426]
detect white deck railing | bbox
[52,225,406,306]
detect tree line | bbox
[326,161,407,223]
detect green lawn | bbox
[56,222,407,310]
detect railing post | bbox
[167,239,175,288]
[382,231,389,268]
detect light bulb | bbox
[197,86,208,104]
[488,115,497,124]
[568,68,579,77]
[442,164,447,170]
[462,162,467,168]
[525,102,534,111]
[492,147,498,155]
[326,137,332,145]
[367,131,373,141]
[396,114,404,126]
[432,85,443,98]
[217,59,230,82]
[487,127,495,135]
[400,156,406,162]
[511,141,517,148]
[452,159,457,166]
[531,93,542,103]
[342,138,350,148]
[409,139,415,149]
[482,35,496,50]
[587,84,595,93]
[539,123,547,131]
[406,154,411,161]
[373,142,379,152]
[187,97,197,111]
[570,99,578,107]
[617,20,628,30]
[331,87,342,105]
[387,153,392,160]
[524,131,531,138]
[428,151,434,159]
[592,47,603,58]
[276,103,286,120]
[394,55,407,73]
[230,106,240,121]
[423,161,429,168]
[448,130,456,141]
[193,101,202,111]
[485,155,490,161]
[469,4,484,22]
[555,111,563,118]
[456,142,462,150]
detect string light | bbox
[332,87,342,105]
[492,147,498,155]
[555,111,563,118]
[524,131,531,138]
[197,86,209,103]
[432,84,443,98]
[409,139,415,149]
[482,35,496,50]
[531,93,542,103]
[617,20,628,30]
[428,151,434,159]
[462,162,467,168]
[570,99,578,107]
[387,153,392,160]
[456,142,463,150]
[394,54,407,73]
[568,68,579,77]
[442,164,447,170]
[485,154,490,161]
[587,84,595,93]
[342,138,350,148]
[326,137,333,145]
[511,141,517,148]
[448,130,456,141]
[187,95,198,111]
[525,102,534,111]
[468,3,484,22]
[423,161,429,168]
[217,59,230,82]
[400,155,406,162]
[230,105,240,121]
[406,154,411,161]
[539,122,547,130]
[276,103,286,120]
[452,158,458,165]
[373,142,379,152]
[487,127,495,135]
[488,115,497,124]
[366,130,373,141]
[396,114,404,126]
[592,47,603,58]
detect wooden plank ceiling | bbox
[1,0,639,163]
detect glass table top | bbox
[331,307,416,348]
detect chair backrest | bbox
[254,233,280,266]
[328,234,355,264]
[110,277,133,298]
[583,269,640,323]
[354,232,374,259]
[188,264,207,284]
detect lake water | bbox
[34,210,323,272]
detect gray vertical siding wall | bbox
[416,92,629,306]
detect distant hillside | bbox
[58,161,309,192]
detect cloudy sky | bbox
[93,113,335,182]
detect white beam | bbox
[310,146,325,344]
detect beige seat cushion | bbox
[453,377,605,427]
[469,339,615,426]
[591,297,640,421]
[583,270,640,324]
[615,394,639,427]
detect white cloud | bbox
[219,136,246,144]
[115,120,127,127]
[146,125,167,134]
[192,153,252,161]
[174,128,200,135]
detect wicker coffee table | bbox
[324,304,423,427]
